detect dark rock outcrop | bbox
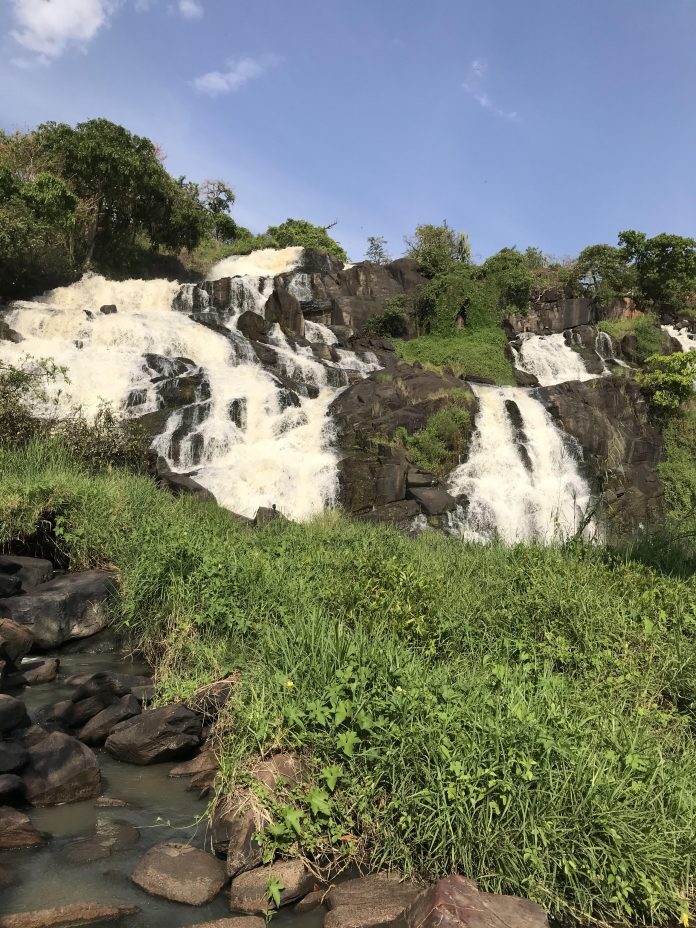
[105,703,202,764]
[538,377,664,535]
[132,843,227,905]
[0,555,53,590]
[505,297,595,335]
[0,571,117,650]
[0,740,28,773]
[21,730,101,805]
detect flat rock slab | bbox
[0,806,45,849]
[325,874,422,928]
[189,921,265,928]
[391,875,549,928]
[0,571,117,650]
[406,487,457,516]
[229,860,314,913]
[22,731,101,806]
[21,658,59,686]
[105,703,202,764]
[132,842,227,905]
[0,903,138,928]
[0,555,53,590]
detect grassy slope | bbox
[1,441,696,925]
[394,329,515,385]
[597,312,670,362]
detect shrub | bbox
[636,351,696,410]
[404,222,470,277]
[395,328,515,385]
[363,296,409,337]
[659,405,696,540]
[597,312,668,363]
[394,402,472,474]
[53,404,151,473]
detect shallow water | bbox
[1,650,325,927]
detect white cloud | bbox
[463,58,518,121]
[178,0,202,18]
[193,54,281,97]
[10,0,119,61]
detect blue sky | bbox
[1,0,695,263]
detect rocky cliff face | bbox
[538,378,664,536]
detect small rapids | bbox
[512,332,595,386]
[447,385,592,544]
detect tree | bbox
[576,243,634,305]
[619,230,696,310]
[480,247,533,313]
[365,235,390,265]
[636,351,696,410]
[265,218,348,262]
[404,222,470,277]
[200,179,235,216]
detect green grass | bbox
[394,328,515,385]
[659,403,696,545]
[1,439,696,925]
[393,395,473,474]
[597,312,670,363]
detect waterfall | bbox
[206,246,304,281]
[447,385,592,544]
[513,332,595,386]
[0,264,377,522]
[594,329,630,370]
[663,324,696,353]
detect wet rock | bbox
[0,620,34,665]
[390,875,548,928]
[356,500,421,526]
[0,863,19,890]
[406,487,458,517]
[237,311,270,341]
[99,304,117,315]
[105,703,202,764]
[265,287,305,339]
[156,463,216,503]
[78,694,141,745]
[22,730,101,806]
[132,842,227,905]
[0,806,46,849]
[188,921,265,928]
[229,860,313,913]
[21,659,59,686]
[0,571,117,650]
[505,297,595,335]
[169,744,218,785]
[0,555,53,590]
[295,890,329,913]
[0,774,24,803]
[130,683,155,704]
[0,695,30,734]
[406,469,437,488]
[0,575,22,597]
[94,796,128,808]
[254,506,286,526]
[60,838,112,864]
[324,874,422,928]
[0,903,139,927]
[61,820,140,863]
[0,740,28,773]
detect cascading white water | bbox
[594,329,629,370]
[447,385,592,544]
[0,265,375,521]
[513,332,595,386]
[206,246,303,281]
[663,324,696,353]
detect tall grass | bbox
[394,329,515,385]
[1,439,695,925]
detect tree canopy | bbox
[265,218,348,262]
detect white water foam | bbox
[447,385,592,544]
[513,332,595,386]
[663,324,696,353]
[206,246,303,281]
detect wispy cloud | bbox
[178,0,202,18]
[10,0,120,64]
[463,58,518,121]
[193,54,281,96]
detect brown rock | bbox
[0,903,138,928]
[105,703,202,764]
[78,695,140,745]
[22,731,101,806]
[295,889,330,913]
[229,860,314,913]
[188,921,265,928]
[132,842,227,905]
[0,695,30,735]
[0,806,45,849]
[22,659,59,686]
[0,619,33,665]
[324,874,422,928]
[390,875,548,928]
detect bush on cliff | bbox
[1,439,696,926]
[394,328,515,385]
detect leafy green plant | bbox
[597,313,668,363]
[394,328,515,385]
[636,351,696,410]
[363,296,409,337]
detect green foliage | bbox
[405,222,471,277]
[394,400,473,474]
[480,247,534,313]
[597,312,668,363]
[363,295,409,337]
[52,404,151,473]
[636,351,696,410]
[395,328,515,385]
[0,357,67,446]
[265,218,348,262]
[659,405,696,543]
[576,243,635,305]
[365,235,390,265]
[1,444,696,925]
[619,230,696,311]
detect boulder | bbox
[229,860,313,913]
[324,874,422,928]
[157,467,216,503]
[0,695,30,734]
[357,501,422,526]
[0,571,117,650]
[0,555,52,590]
[0,575,22,597]
[21,658,59,686]
[0,619,34,665]
[0,774,24,804]
[188,921,265,928]
[0,806,45,849]
[105,703,202,764]
[390,875,548,928]
[99,304,117,315]
[132,842,227,905]
[294,890,328,913]
[78,695,141,745]
[254,506,285,526]
[265,287,305,339]
[237,311,269,341]
[0,903,139,928]
[61,820,140,863]
[22,731,101,806]
[0,740,28,773]
[406,487,458,517]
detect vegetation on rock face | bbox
[1,440,696,927]
[395,329,515,385]
[636,351,696,411]
[659,403,696,543]
[265,218,348,262]
[393,394,473,474]
[597,312,669,363]
[363,295,410,337]
[404,222,471,277]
